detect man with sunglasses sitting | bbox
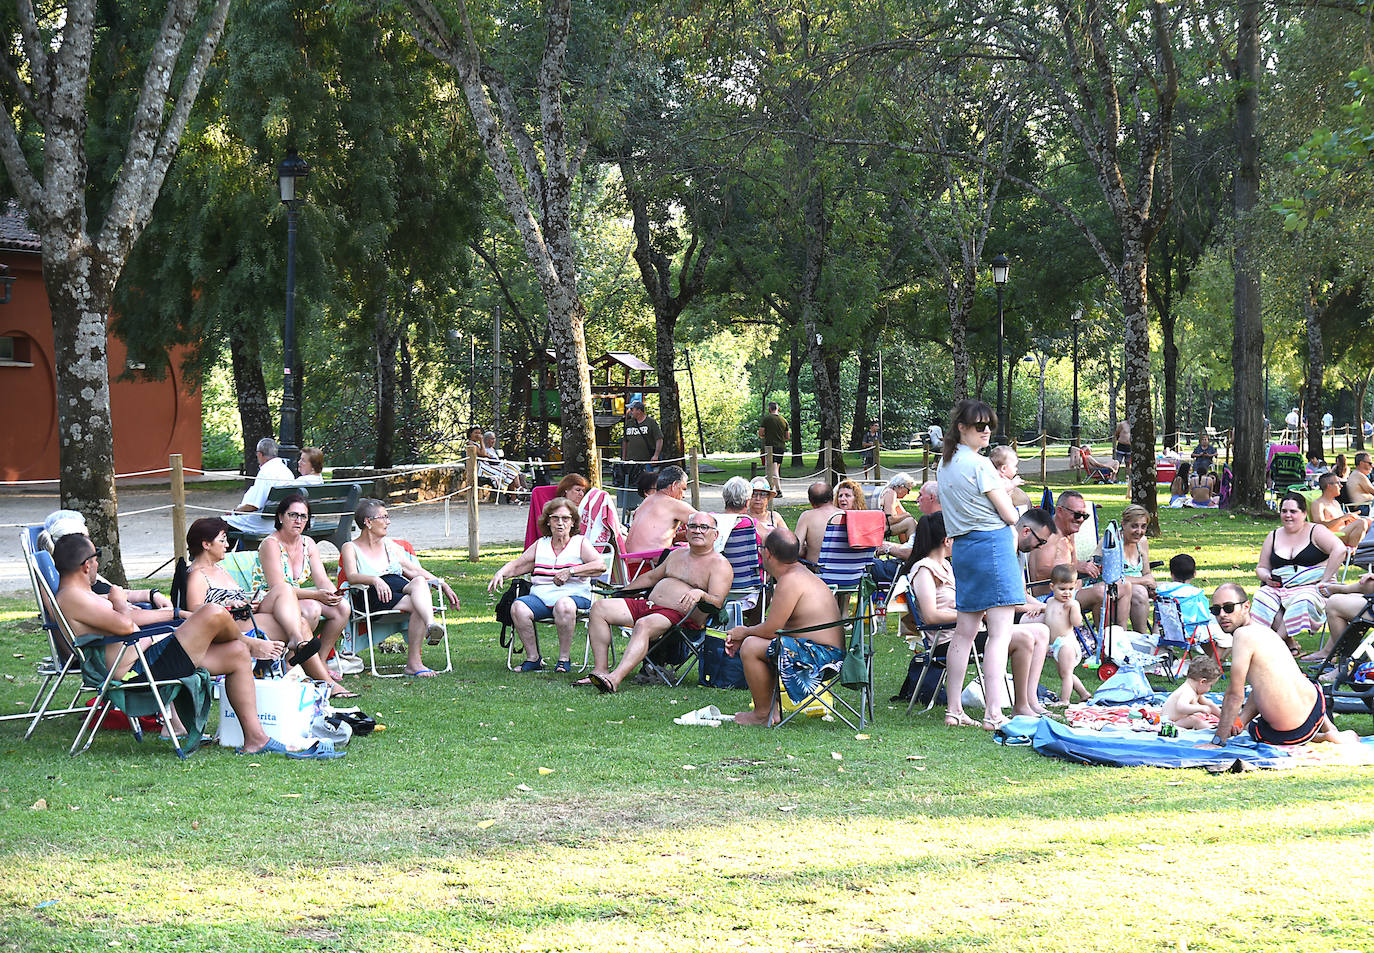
[1209,583,1356,747]
[580,511,733,694]
[1026,491,1131,629]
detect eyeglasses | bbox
[751,490,771,497]
[1209,601,1245,617]
[549,515,574,522]
[84,546,101,564]
[368,514,391,523]
[285,511,309,521]
[686,523,715,532]
[970,421,993,432]
[1065,509,1089,522]
[1027,530,1051,550]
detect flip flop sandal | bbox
[287,635,323,668]
[425,622,447,646]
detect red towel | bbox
[845,510,886,548]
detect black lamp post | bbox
[1071,309,1081,447]
[990,253,1010,444]
[277,147,309,467]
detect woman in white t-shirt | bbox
[935,399,1025,731]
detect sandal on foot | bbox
[944,711,978,728]
[286,740,347,760]
[287,635,322,669]
[589,671,616,694]
[572,676,595,687]
[553,659,572,674]
[518,658,544,673]
[330,687,360,700]
[425,622,447,646]
[237,738,289,756]
[982,715,1010,732]
[405,667,438,678]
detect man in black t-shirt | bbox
[619,401,662,512]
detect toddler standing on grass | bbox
[1044,564,1091,706]
[1161,655,1223,729]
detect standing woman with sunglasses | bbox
[936,399,1025,730]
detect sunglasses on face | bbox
[1065,509,1089,521]
[1027,530,1051,550]
[1209,601,1245,617]
[84,546,101,564]
[969,421,993,432]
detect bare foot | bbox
[1011,705,1042,718]
[246,638,285,661]
[734,710,777,726]
[1047,700,1069,709]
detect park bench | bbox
[227,481,365,553]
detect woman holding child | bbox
[904,512,1049,717]
[936,399,1026,731]
[1252,491,1346,654]
[1119,504,1157,633]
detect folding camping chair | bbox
[771,575,878,730]
[8,530,89,739]
[338,539,453,677]
[719,514,765,628]
[1152,591,1222,679]
[503,537,620,673]
[1268,450,1307,506]
[815,512,878,611]
[1307,593,1374,728]
[902,605,987,716]
[1076,446,1116,484]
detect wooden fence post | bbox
[922,446,929,483]
[873,442,883,481]
[466,444,479,561]
[591,447,601,490]
[1039,432,1048,486]
[170,454,186,562]
[689,447,700,509]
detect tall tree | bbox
[0,0,232,583]
[398,0,618,476]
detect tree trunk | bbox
[229,332,272,477]
[799,185,844,474]
[399,334,416,463]
[1355,369,1371,452]
[948,269,974,402]
[849,342,872,450]
[46,264,127,585]
[787,334,803,468]
[653,310,683,459]
[546,285,596,475]
[373,304,400,469]
[1303,284,1325,460]
[1161,303,1179,452]
[1228,0,1267,510]
[1121,249,1159,530]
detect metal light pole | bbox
[1071,309,1081,446]
[991,253,1009,444]
[277,148,309,468]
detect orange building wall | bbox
[0,254,202,482]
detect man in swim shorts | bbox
[1209,582,1356,747]
[581,512,733,693]
[725,528,844,725]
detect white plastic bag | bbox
[218,678,329,748]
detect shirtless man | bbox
[1026,490,1131,627]
[622,465,697,567]
[581,512,733,693]
[1113,419,1131,465]
[914,481,941,516]
[795,481,840,561]
[1310,472,1370,549]
[51,534,292,756]
[1209,582,1356,746]
[1344,453,1374,515]
[726,528,844,725]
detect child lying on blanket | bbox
[1161,655,1223,730]
[1044,565,1092,707]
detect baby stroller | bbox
[1307,593,1374,727]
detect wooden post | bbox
[922,446,929,483]
[170,454,186,562]
[590,447,602,489]
[466,443,479,561]
[444,497,451,538]
[873,442,883,481]
[1039,432,1048,486]
[823,440,833,484]
[689,447,700,509]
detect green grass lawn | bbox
[3,486,1371,952]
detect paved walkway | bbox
[0,454,1084,596]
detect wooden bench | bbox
[227,482,364,553]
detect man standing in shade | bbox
[758,401,789,497]
[619,400,662,513]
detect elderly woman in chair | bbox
[488,497,605,673]
[339,499,459,678]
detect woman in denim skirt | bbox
[935,399,1026,730]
